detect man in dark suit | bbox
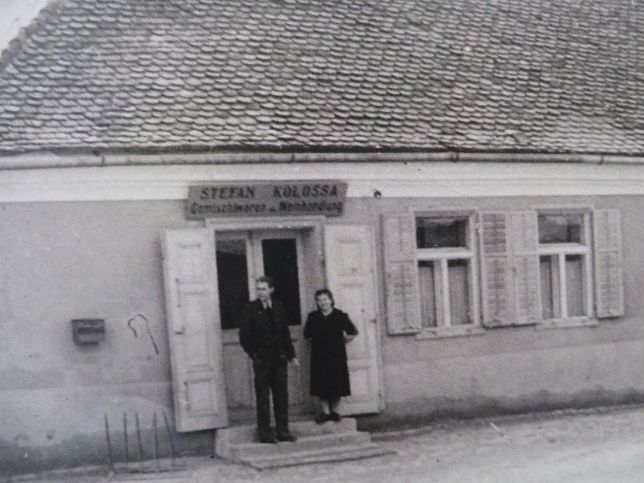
[239,276,299,443]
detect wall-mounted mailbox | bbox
[71,319,105,346]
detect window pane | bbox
[538,214,583,244]
[418,261,437,328]
[216,239,249,330]
[566,255,585,317]
[416,217,467,248]
[261,238,302,325]
[448,259,471,325]
[540,255,559,319]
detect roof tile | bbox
[0,0,641,155]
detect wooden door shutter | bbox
[162,228,228,432]
[325,224,382,414]
[480,211,539,327]
[382,213,421,334]
[593,209,625,318]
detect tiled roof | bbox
[0,0,642,156]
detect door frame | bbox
[206,216,325,326]
[204,216,385,414]
[216,228,307,333]
[205,216,326,233]
[206,216,325,417]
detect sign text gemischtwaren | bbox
[186,181,347,219]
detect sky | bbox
[0,0,49,52]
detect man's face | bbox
[256,281,274,302]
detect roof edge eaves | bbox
[1,149,644,171]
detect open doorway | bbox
[215,229,316,421]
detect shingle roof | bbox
[0,0,642,156]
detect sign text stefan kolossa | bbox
[186,181,347,219]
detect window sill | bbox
[536,318,599,330]
[415,325,486,340]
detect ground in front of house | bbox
[11,404,644,483]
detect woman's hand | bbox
[344,334,356,343]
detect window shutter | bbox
[382,213,421,334]
[480,213,511,327]
[593,209,625,318]
[480,211,540,327]
[508,211,541,324]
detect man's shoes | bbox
[276,431,297,442]
[315,412,330,424]
[329,411,341,422]
[258,429,278,444]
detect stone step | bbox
[230,431,372,459]
[215,417,392,469]
[244,442,393,470]
[220,417,357,445]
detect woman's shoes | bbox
[315,412,330,424]
[315,412,341,424]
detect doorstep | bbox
[215,417,393,470]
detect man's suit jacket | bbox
[239,299,296,363]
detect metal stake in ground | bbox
[162,411,176,468]
[135,412,144,473]
[104,414,113,472]
[153,412,160,472]
[123,413,129,466]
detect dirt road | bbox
[12,405,644,483]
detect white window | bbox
[415,212,479,328]
[384,208,623,336]
[537,210,593,320]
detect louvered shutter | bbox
[480,211,540,327]
[593,209,625,318]
[480,213,511,327]
[382,213,421,334]
[508,211,541,324]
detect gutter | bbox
[0,151,642,170]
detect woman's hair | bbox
[314,288,335,307]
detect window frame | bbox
[536,207,594,326]
[413,210,481,337]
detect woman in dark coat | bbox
[304,288,358,423]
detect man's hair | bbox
[256,275,275,288]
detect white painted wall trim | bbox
[1,162,644,202]
[1,151,643,170]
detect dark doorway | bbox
[262,238,302,326]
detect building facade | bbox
[0,0,642,476]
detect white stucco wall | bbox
[2,163,644,475]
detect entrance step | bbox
[215,418,392,469]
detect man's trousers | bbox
[252,359,289,436]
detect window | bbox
[415,213,478,328]
[537,211,592,320]
[215,231,304,329]
[384,208,623,336]
[215,238,250,330]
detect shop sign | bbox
[186,181,347,219]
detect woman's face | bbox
[316,294,333,312]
